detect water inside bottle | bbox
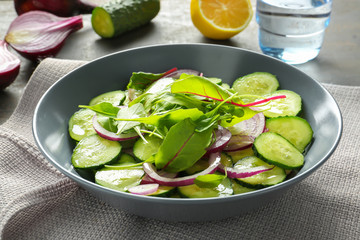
[256,0,332,64]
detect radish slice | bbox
[143,152,221,187]
[206,126,232,153]
[128,183,159,195]
[218,164,273,179]
[92,114,139,141]
[227,113,265,137]
[223,135,254,152]
[161,69,200,79]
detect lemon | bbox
[190,0,253,40]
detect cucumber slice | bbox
[231,180,256,194]
[91,0,160,38]
[72,134,122,169]
[266,116,313,153]
[89,90,125,106]
[117,153,137,164]
[220,152,233,167]
[253,132,304,169]
[185,159,209,175]
[148,186,176,197]
[207,77,222,85]
[232,72,279,95]
[257,90,302,118]
[226,147,254,164]
[95,165,144,192]
[133,135,163,161]
[234,156,286,188]
[178,176,233,198]
[68,108,96,141]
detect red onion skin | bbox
[5,11,83,61]
[0,41,20,90]
[14,0,77,17]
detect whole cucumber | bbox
[91,0,160,38]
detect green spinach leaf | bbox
[154,118,214,172]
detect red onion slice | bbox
[218,164,273,179]
[227,113,265,137]
[206,126,232,153]
[223,135,254,152]
[128,183,159,195]
[161,69,201,79]
[141,171,178,184]
[143,152,221,187]
[92,114,139,141]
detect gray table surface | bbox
[1,0,359,125]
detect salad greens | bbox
[69,68,313,198]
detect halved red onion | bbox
[162,69,200,79]
[0,40,20,90]
[227,113,265,137]
[92,114,139,141]
[128,183,159,195]
[218,164,273,179]
[223,135,254,152]
[206,126,232,153]
[5,11,83,61]
[143,152,221,187]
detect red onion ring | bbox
[223,135,255,152]
[218,164,273,179]
[227,113,265,138]
[206,126,232,153]
[141,171,178,184]
[128,183,159,195]
[92,114,139,141]
[161,69,200,79]
[142,152,221,187]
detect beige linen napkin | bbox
[1,58,359,240]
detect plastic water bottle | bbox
[256,0,332,64]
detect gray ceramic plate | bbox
[33,44,342,222]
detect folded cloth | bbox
[0,58,359,240]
